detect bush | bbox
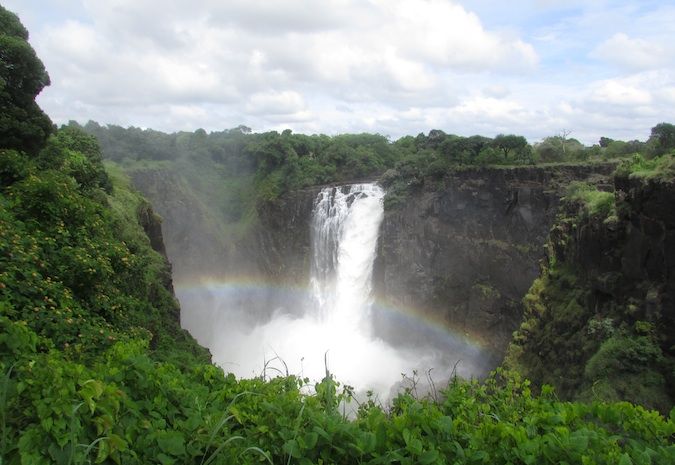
[565,181,615,218]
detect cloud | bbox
[589,78,652,106]
[33,1,538,102]
[3,0,672,144]
[592,33,673,70]
[246,91,308,116]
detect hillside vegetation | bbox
[506,154,675,412]
[1,5,674,464]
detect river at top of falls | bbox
[177,182,491,398]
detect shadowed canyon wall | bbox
[126,163,617,359]
[373,164,616,356]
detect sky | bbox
[5,0,675,144]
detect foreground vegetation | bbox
[1,4,674,463]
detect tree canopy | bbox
[0,5,53,154]
[649,122,675,156]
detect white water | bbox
[206,183,419,394]
[310,183,384,335]
[179,182,491,397]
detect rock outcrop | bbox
[374,164,616,356]
[137,200,175,294]
[253,187,322,283]
[505,168,675,411]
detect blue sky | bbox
[4,0,675,144]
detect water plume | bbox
[178,183,493,398]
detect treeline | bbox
[78,120,675,210]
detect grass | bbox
[565,181,615,218]
[619,153,675,181]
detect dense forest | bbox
[79,118,675,207]
[1,5,674,464]
[74,117,675,235]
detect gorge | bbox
[177,182,490,395]
[123,160,618,391]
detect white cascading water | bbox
[182,181,488,396]
[309,183,384,335]
[201,182,415,393]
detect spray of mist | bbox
[179,183,490,398]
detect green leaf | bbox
[157,453,177,465]
[283,439,302,459]
[95,438,111,464]
[157,431,186,457]
[618,453,633,465]
[569,432,589,453]
[419,449,440,464]
[437,416,453,434]
[402,428,412,446]
[359,432,377,453]
[304,431,319,449]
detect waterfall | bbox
[309,183,385,335]
[182,180,487,393]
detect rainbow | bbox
[174,275,496,377]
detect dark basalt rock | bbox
[374,164,616,357]
[137,200,175,295]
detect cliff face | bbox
[253,187,322,283]
[505,169,675,411]
[374,164,616,355]
[125,162,618,360]
[550,174,675,322]
[137,200,175,295]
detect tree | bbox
[648,122,675,156]
[0,6,53,154]
[558,129,572,156]
[440,135,490,164]
[492,134,528,161]
[599,137,614,148]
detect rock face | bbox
[614,175,675,321]
[506,170,675,410]
[137,200,175,294]
[542,172,674,348]
[569,173,675,349]
[374,164,616,356]
[253,187,322,283]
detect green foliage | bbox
[0,6,53,154]
[647,122,675,156]
[615,153,675,181]
[565,181,616,219]
[534,136,588,162]
[0,148,30,186]
[492,134,531,162]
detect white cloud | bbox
[589,79,652,106]
[482,85,510,99]
[3,0,673,144]
[246,91,308,116]
[592,33,673,70]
